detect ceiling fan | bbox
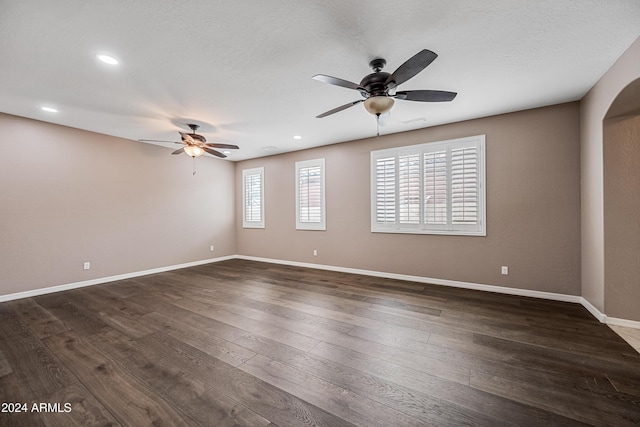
[139,124,239,159]
[313,49,457,125]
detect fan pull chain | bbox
[376,113,380,137]
[192,156,197,175]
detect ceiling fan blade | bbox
[172,147,185,155]
[312,74,362,91]
[138,139,181,144]
[179,132,196,144]
[385,49,438,88]
[205,143,239,150]
[394,90,457,102]
[316,99,364,118]
[203,147,227,158]
[191,134,207,143]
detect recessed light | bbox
[41,106,58,113]
[97,54,118,65]
[293,135,302,140]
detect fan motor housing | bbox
[360,71,391,98]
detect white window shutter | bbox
[371,135,485,236]
[398,154,421,224]
[451,146,479,225]
[298,165,322,223]
[296,158,326,230]
[423,150,447,225]
[242,167,265,228]
[375,157,396,224]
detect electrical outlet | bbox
[83,262,91,270]
[501,266,509,275]
[210,245,215,252]
[313,249,318,256]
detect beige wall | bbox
[236,103,581,295]
[0,113,236,296]
[604,115,640,321]
[580,35,640,314]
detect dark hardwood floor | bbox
[1,259,639,426]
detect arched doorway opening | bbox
[603,77,640,322]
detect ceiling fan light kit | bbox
[183,145,204,157]
[313,49,457,131]
[364,96,394,115]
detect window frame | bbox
[370,135,486,236]
[295,158,326,231]
[242,166,265,229]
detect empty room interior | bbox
[1,1,640,426]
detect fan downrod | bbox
[369,58,386,73]
[187,123,200,133]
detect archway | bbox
[603,77,640,322]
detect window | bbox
[242,167,264,228]
[296,158,325,230]
[371,135,485,236]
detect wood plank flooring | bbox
[1,259,639,426]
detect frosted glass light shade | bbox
[184,145,205,157]
[364,96,394,115]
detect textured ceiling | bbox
[1,1,640,161]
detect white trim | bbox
[579,297,607,323]
[236,255,581,304]
[607,317,640,329]
[0,255,234,303]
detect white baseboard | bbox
[236,255,583,304]
[607,317,640,329]
[579,297,607,323]
[0,255,235,303]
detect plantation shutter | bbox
[424,150,447,225]
[296,158,326,230]
[299,165,322,223]
[451,146,479,225]
[244,173,262,222]
[242,167,264,228]
[375,157,396,223]
[371,135,485,236]
[398,154,421,224]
